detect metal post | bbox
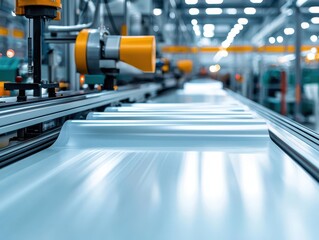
[294,4,302,120]
[124,0,129,35]
[66,0,78,91]
[33,17,42,97]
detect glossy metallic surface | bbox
[1,81,319,239]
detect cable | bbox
[104,0,120,35]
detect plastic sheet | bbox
[1,82,319,239]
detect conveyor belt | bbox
[1,80,319,239]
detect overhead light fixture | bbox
[309,6,319,13]
[234,24,244,30]
[206,0,223,4]
[277,36,284,43]
[194,30,201,36]
[203,31,214,38]
[203,24,215,31]
[250,0,263,3]
[206,8,223,15]
[193,25,200,31]
[209,64,221,73]
[153,8,162,16]
[226,8,237,15]
[311,17,319,24]
[189,8,200,15]
[284,28,295,35]
[244,7,256,15]
[310,35,318,42]
[206,0,224,4]
[301,22,310,29]
[185,0,198,4]
[191,19,198,25]
[269,37,275,44]
[222,41,230,48]
[307,52,316,61]
[231,28,240,35]
[228,32,236,38]
[238,18,248,25]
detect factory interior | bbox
[0,0,319,239]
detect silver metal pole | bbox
[294,3,302,120]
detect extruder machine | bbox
[1,1,319,240]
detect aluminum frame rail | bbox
[0,84,161,135]
[227,90,319,181]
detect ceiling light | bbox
[301,22,310,29]
[194,30,201,36]
[310,35,318,42]
[220,50,228,57]
[185,0,198,4]
[244,7,256,15]
[231,28,240,35]
[209,64,221,73]
[226,8,237,15]
[206,8,223,15]
[191,19,198,25]
[206,0,223,4]
[193,25,200,31]
[153,8,162,16]
[189,8,200,15]
[228,32,236,38]
[234,24,243,30]
[238,18,248,25]
[277,36,283,43]
[222,41,230,48]
[203,24,215,31]
[307,53,316,61]
[309,6,319,13]
[203,31,214,38]
[269,37,275,44]
[250,0,263,3]
[284,28,295,35]
[311,17,319,24]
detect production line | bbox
[1,81,319,239]
[1,0,319,239]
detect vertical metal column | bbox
[294,4,302,120]
[33,17,42,97]
[124,0,129,35]
[65,0,79,91]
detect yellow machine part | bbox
[75,29,90,75]
[17,0,62,8]
[0,82,10,97]
[177,59,193,74]
[12,29,24,39]
[161,58,170,73]
[0,27,9,36]
[121,25,128,36]
[120,36,156,73]
[15,0,62,15]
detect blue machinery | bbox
[0,80,319,239]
